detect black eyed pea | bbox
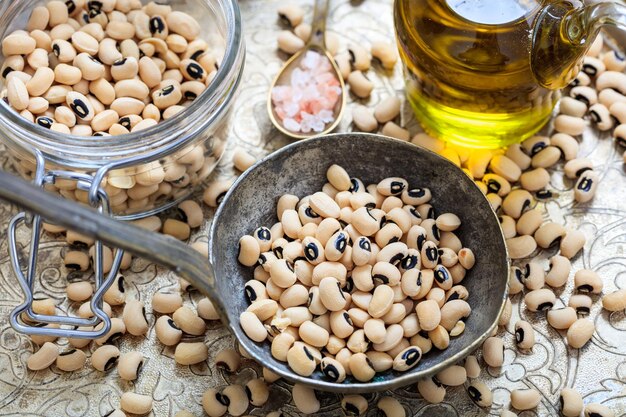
[7,77,29,111]
[392,345,422,372]
[77,300,112,318]
[564,158,593,179]
[467,380,493,408]
[584,403,615,417]
[415,299,440,332]
[247,299,279,323]
[421,241,439,269]
[439,299,471,331]
[27,342,59,371]
[66,281,93,302]
[377,241,409,265]
[238,235,260,267]
[571,85,598,106]
[220,384,249,417]
[245,378,269,407]
[417,377,446,404]
[103,270,126,306]
[560,228,585,259]
[155,315,182,346]
[464,355,481,378]
[372,261,401,286]
[582,55,606,77]
[381,122,410,142]
[164,11,200,40]
[569,294,592,315]
[446,285,469,302]
[320,357,347,383]
[173,306,205,335]
[611,103,626,125]
[95,317,126,345]
[520,168,550,192]
[510,388,541,410]
[378,177,408,197]
[524,288,556,312]
[371,41,398,70]
[489,154,522,182]
[433,264,453,290]
[26,67,55,97]
[435,213,460,232]
[73,52,105,81]
[292,383,320,414]
[574,169,599,203]
[287,342,317,376]
[516,208,543,236]
[66,91,95,121]
[514,320,535,349]
[487,193,502,211]
[574,269,603,294]
[120,392,153,415]
[240,311,267,343]
[174,342,208,365]
[26,48,49,69]
[558,388,583,417]
[277,30,304,54]
[203,179,233,208]
[342,395,368,416]
[2,33,37,56]
[27,6,50,31]
[547,307,578,330]
[482,336,504,367]
[555,114,587,136]
[400,248,422,272]
[589,103,614,131]
[278,4,304,28]
[64,250,90,272]
[71,30,99,55]
[457,248,475,270]
[502,189,533,219]
[348,43,371,71]
[375,397,405,417]
[271,331,295,361]
[56,348,87,372]
[122,300,148,336]
[560,96,588,117]
[162,218,190,240]
[179,58,206,82]
[310,191,341,219]
[349,352,376,382]
[550,133,579,161]
[118,351,144,381]
[1,55,25,80]
[436,365,467,386]
[522,259,545,290]
[534,222,566,248]
[91,344,120,372]
[602,288,626,312]
[202,388,227,417]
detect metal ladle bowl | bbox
[0,133,509,393]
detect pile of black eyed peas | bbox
[237,164,475,388]
[1,0,219,136]
[16,2,626,416]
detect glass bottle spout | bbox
[531,1,626,90]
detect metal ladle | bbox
[267,0,346,139]
[0,133,509,393]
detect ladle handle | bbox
[309,0,330,48]
[0,170,230,326]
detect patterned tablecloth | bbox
[0,0,625,416]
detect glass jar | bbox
[0,0,244,219]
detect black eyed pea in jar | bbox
[0,0,244,219]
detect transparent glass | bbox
[0,0,244,219]
[394,0,626,149]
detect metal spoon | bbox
[267,0,346,140]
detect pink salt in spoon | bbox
[268,0,347,140]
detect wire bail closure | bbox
[8,145,125,340]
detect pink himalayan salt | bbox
[272,50,342,133]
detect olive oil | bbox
[395,0,563,148]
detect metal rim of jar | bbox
[0,0,245,170]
